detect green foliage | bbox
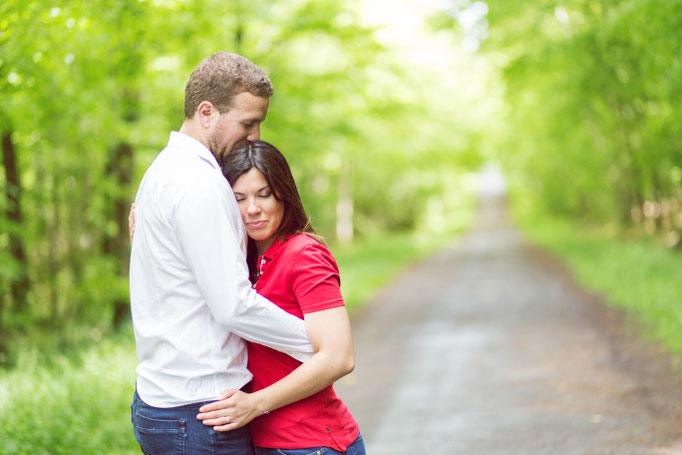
[1,0,478,358]
[0,328,139,454]
[473,0,682,243]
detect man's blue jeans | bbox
[132,390,254,455]
[253,434,366,455]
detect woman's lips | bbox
[246,220,266,229]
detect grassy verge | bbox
[333,232,447,313]
[514,209,682,356]
[0,328,139,455]
[0,229,456,454]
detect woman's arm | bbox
[196,305,354,431]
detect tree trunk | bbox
[234,1,244,54]
[103,142,134,329]
[2,131,30,314]
[0,293,8,367]
[336,169,354,245]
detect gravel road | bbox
[335,184,682,455]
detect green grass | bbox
[334,232,449,313]
[0,328,139,455]
[0,229,457,454]
[515,209,682,356]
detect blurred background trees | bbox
[2,0,680,364]
[0,0,482,362]
[433,0,682,242]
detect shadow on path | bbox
[336,169,682,454]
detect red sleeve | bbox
[291,241,345,314]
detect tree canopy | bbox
[4,0,679,362]
[460,0,681,242]
[0,0,480,360]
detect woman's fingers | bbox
[198,389,240,413]
[219,389,239,400]
[128,203,136,245]
[213,418,248,432]
[199,413,249,432]
[197,390,256,431]
[200,414,232,426]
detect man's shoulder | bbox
[147,147,226,189]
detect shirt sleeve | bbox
[291,241,346,314]
[173,173,313,362]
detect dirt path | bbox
[335,188,682,454]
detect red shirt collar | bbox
[260,235,293,261]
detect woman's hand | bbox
[196,389,266,432]
[128,203,135,245]
[198,307,354,432]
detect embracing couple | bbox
[128,52,365,455]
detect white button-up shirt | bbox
[130,132,313,408]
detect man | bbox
[129,52,313,455]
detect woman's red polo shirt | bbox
[247,234,360,451]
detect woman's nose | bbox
[246,200,260,215]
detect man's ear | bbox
[197,101,217,129]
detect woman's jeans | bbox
[131,390,254,455]
[253,434,366,455]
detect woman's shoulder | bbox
[284,233,322,248]
[281,234,332,258]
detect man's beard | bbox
[212,138,250,169]
[217,140,250,168]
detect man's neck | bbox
[179,121,203,145]
[178,120,220,163]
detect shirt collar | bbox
[168,131,220,170]
[261,235,294,261]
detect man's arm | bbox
[197,306,354,430]
[174,175,313,361]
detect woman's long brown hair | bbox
[222,140,323,281]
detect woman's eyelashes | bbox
[233,190,271,203]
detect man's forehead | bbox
[230,92,269,118]
[232,91,269,107]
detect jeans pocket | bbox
[276,448,328,455]
[211,425,255,453]
[134,411,186,455]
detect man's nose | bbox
[246,124,260,141]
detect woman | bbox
[193,140,365,454]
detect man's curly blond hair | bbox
[184,52,273,118]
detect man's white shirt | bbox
[130,131,313,407]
